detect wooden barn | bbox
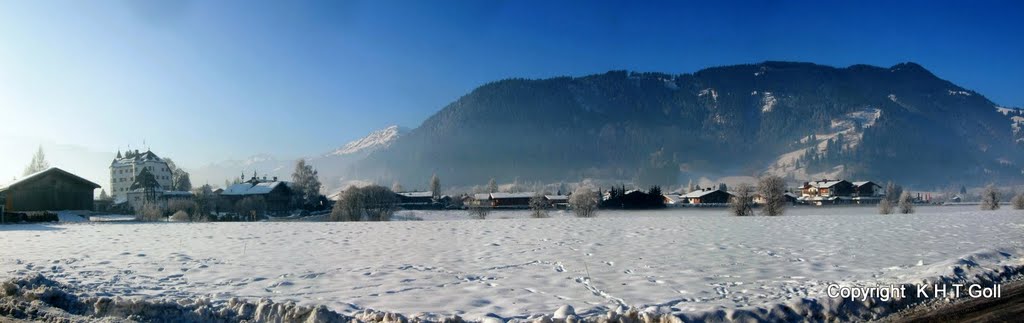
[0,167,100,212]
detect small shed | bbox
[0,167,100,212]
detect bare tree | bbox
[23,146,50,176]
[135,202,166,222]
[469,205,490,219]
[878,199,894,214]
[729,183,754,216]
[757,175,787,216]
[884,181,903,204]
[981,184,1001,210]
[362,185,398,221]
[1012,192,1024,210]
[569,187,599,218]
[898,191,914,214]
[330,187,364,221]
[235,196,267,221]
[328,185,397,221]
[529,192,549,218]
[880,181,902,214]
[430,174,441,199]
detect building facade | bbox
[110,149,173,201]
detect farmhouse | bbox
[220,175,295,214]
[0,167,100,212]
[489,192,534,208]
[681,188,733,204]
[851,181,884,204]
[396,191,434,205]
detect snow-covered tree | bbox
[430,174,441,199]
[1012,193,1024,210]
[98,189,111,201]
[729,183,754,216]
[23,146,50,176]
[291,159,323,207]
[391,180,404,193]
[569,187,599,218]
[981,184,1000,210]
[529,192,549,218]
[757,175,787,216]
[487,178,498,193]
[878,199,894,214]
[884,181,903,204]
[898,191,914,214]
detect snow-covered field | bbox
[2,206,1023,321]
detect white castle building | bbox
[110,149,173,201]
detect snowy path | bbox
[1,206,1023,320]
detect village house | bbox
[662,192,683,206]
[220,174,295,215]
[851,181,884,204]
[395,191,436,209]
[799,179,884,205]
[0,167,100,212]
[488,192,534,208]
[681,188,733,205]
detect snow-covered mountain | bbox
[310,126,408,192]
[326,125,406,157]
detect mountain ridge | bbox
[342,61,1023,189]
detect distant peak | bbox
[330,125,405,156]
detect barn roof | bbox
[490,192,535,199]
[681,189,732,198]
[0,167,100,192]
[544,195,569,201]
[472,193,491,200]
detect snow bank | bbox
[56,211,87,223]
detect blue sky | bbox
[1,0,1022,181]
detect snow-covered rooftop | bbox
[681,189,729,198]
[0,167,100,192]
[398,191,434,198]
[490,192,535,199]
[221,181,291,196]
